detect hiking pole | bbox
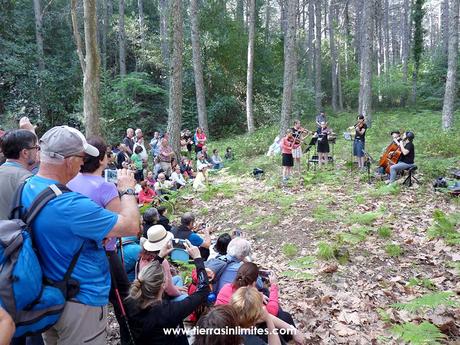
[109,254,136,345]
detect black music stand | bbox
[306,137,318,171]
[362,150,375,184]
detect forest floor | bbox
[172,158,460,345]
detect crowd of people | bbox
[0,119,305,345]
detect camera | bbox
[171,238,190,250]
[259,269,272,282]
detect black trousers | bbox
[107,251,131,345]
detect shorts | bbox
[317,141,330,153]
[292,146,302,159]
[353,140,365,157]
[282,153,294,167]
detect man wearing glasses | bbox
[0,128,39,219]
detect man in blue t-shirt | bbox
[172,212,211,260]
[21,126,140,345]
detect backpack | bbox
[0,182,83,338]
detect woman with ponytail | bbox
[125,242,209,344]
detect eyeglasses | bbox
[26,145,40,151]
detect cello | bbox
[379,138,402,174]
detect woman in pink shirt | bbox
[280,129,299,182]
[194,127,207,154]
[215,262,279,316]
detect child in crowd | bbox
[211,149,224,170]
[171,166,187,189]
[138,180,156,204]
[224,146,234,161]
[131,145,144,182]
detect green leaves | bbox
[392,292,459,313]
[391,322,446,345]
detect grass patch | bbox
[371,183,401,197]
[280,270,314,281]
[282,243,299,258]
[385,243,403,257]
[288,256,316,269]
[317,242,336,260]
[355,195,366,205]
[378,226,392,239]
[339,227,371,244]
[347,211,382,225]
[392,292,459,313]
[391,321,446,345]
[201,183,239,202]
[312,205,336,222]
[407,278,437,291]
[427,209,460,245]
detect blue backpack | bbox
[0,182,83,338]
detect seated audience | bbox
[157,205,172,232]
[193,305,243,345]
[180,157,196,179]
[131,145,144,182]
[201,145,211,162]
[224,147,234,161]
[153,156,162,179]
[142,207,160,238]
[209,232,232,259]
[125,243,209,344]
[138,180,156,204]
[211,149,224,170]
[194,152,211,191]
[216,262,279,316]
[231,287,305,345]
[119,236,142,282]
[171,166,187,189]
[146,171,155,185]
[154,173,174,195]
[137,225,186,300]
[172,212,211,260]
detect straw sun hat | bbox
[142,225,173,252]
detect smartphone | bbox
[259,270,272,281]
[104,169,118,184]
[199,223,207,230]
[171,238,190,250]
[232,229,243,237]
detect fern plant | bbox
[391,321,445,345]
[392,292,459,313]
[427,209,460,245]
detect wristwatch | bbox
[119,188,135,197]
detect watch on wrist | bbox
[119,188,135,197]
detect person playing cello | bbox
[378,131,402,175]
[386,131,416,184]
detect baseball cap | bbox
[40,125,99,159]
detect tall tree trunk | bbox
[190,0,209,135]
[383,0,390,77]
[118,0,126,76]
[168,0,183,158]
[337,62,343,110]
[411,0,424,104]
[101,0,109,70]
[279,0,297,136]
[306,0,314,87]
[354,0,363,63]
[442,0,459,130]
[314,0,322,111]
[33,0,47,118]
[358,0,373,124]
[280,0,287,35]
[246,0,256,133]
[83,0,101,137]
[159,0,170,80]
[343,0,350,78]
[401,0,410,105]
[441,0,450,56]
[329,0,338,112]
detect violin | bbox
[378,137,402,174]
[291,127,311,145]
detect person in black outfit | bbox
[116,143,131,169]
[388,131,416,183]
[123,128,135,155]
[125,243,209,345]
[314,121,332,168]
[157,205,171,232]
[142,207,160,238]
[352,114,368,169]
[171,212,211,260]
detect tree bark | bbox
[83,0,101,137]
[246,0,256,133]
[264,0,271,44]
[190,0,209,135]
[159,0,170,77]
[280,0,287,36]
[343,0,350,78]
[314,0,322,111]
[358,0,373,124]
[329,0,338,112]
[237,0,244,26]
[383,0,390,77]
[118,0,126,76]
[441,0,450,56]
[442,0,459,130]
[168,0,183,158]
[101,0,109,70]
[138,0,145,48]
[401,0,410,105]
[306,0,314,87]
[33,0,45,72]
[71,0,86,73]
[279,0,297,136]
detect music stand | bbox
[362,150,374,184]
[305,137,318,171]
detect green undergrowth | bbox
[281,243,299,258]
[346,211,383,225]
[338,226,372,244]
[427,209,460,245]
[200,182,239,202]
[392,291,459,313]
[385,243,403,257]
[390,321,446,345]
[407,278,437,291]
